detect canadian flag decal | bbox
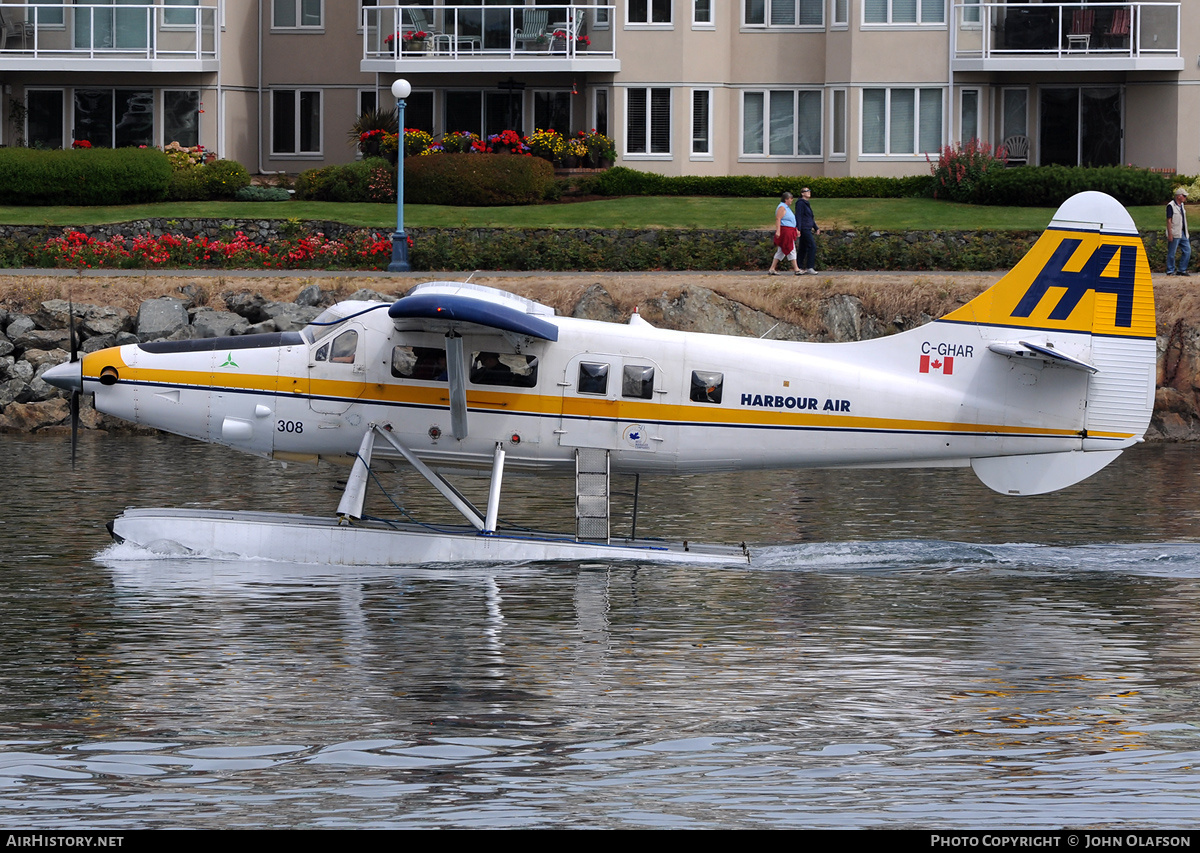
[920,355,953,375]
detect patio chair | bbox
[0,10,33,50]
[1066,8,1095,52]
[1104,7,1131,49]
[406,7,480,54]
[999,134,1029,166]
[514,9,549,50]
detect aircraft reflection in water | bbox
[45,192,1156,566]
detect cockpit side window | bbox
[577,362,609,395]
[690,370,723,404]
[315,329,358,364]
[623,365,655,399]
[392,346,447,381]
[470,352,538,388]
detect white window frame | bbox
[271,89,322,157]
[860,87,943,158]
[625,87,671,159]
[743,0,824,28]
[162,88,202,148]
[272,0,323,30]
[358,0,377,33]
[31,1,65,29]
[163,0,200,29]
[740,88,823,160]
[1001,87,1028,141]
[830,87,847,160]
[626,0,673,27]
[959,87,980,144]
[862,0,945,27]
[690,88,713,159]
[693,0,714,28]
[831,0,848,28]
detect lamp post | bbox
[388,78,412,272]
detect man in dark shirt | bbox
[797,187,820,275]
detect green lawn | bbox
[0,197,1169,233]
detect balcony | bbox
[361,4,618,74]
[0,3,219,73]
[952,2,1183,72]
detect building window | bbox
[74,89,153,148]
[164,0,200,27]
[34,1,64,27]
[273,0,322,29]
[626,88,671,156]
[27,90,64,149]
[359,89,377,118]
[1039,87,1122,168]
[406,91,434,135]
[691,90,711,156]
[832,0,848,26]
[693,0,712,26]
[864,0,944,25]
[534,91,571,137]
[628,0,672,25]
[745,0,823,26]
[272,90,321,155]
[1002,88,1027,141]
[594,89,609,138]
[959,89,979,144]
[961,0,980,24]
[862,88,941,156]
[830,88,847,158]
[742,90,821,157]
[163,90,200,148]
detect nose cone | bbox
[43,359,82,392]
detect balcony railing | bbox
[952,2,1180,66]
[0,3,218,65]
[363,4,615,62]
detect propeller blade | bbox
[68,299,79,468]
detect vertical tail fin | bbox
[939,192,1156,494]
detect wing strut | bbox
[445,332,469,440]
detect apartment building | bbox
[0,2,1191,178]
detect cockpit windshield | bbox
[301,308,354,344]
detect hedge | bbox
[976,165,1172,207]
[0,147,171,206]
[167,159,252,201]
[588,167,933,199]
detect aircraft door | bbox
[308,324,367,414]
[559,355,667,455]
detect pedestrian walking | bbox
[1167,188,1191,276]
[768,191,802,275]
[796,187,819,275]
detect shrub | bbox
[976,165,1171,207]
[928,139,1007,203]
[0,147,171,205]
[235,185,292,201]
[167,158,251,201]
[294,158,396,203]
[405,153,555,205]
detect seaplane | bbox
[44,191,1156,566]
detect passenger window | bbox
[623,365,655,399]
[577,362,609,395]
[392,346,447,381]
[690,370,723,404]
[470,352,538,388]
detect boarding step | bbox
[575,448,610,541]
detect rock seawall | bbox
[1,278,1196,441]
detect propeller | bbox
[68,299,79,468]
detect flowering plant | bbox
[441,130,481,154]
[487,129,530,155]
[71,140,92,149]
[927,138,1006,203]
[527,128,566,163]
[405,29,429,41]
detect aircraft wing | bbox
[388,292,559,341]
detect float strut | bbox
[373,423,486,530]
[483,442,506,534]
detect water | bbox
[1,435,1199,828]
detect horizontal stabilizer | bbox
[971,450,1123,496]
[987,340,1098,373]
